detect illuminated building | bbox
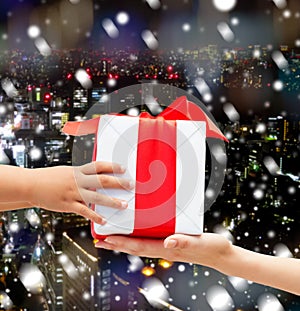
[283,119,288,142]
[60,227,163,311]
[34,209,91,311]
[90,87,109,108]
[73,89,88,109]
[267,116,284,152]
[61,228,122,311]
[100,58,112,75]
[38,243,63,311]
[62,230,100,311]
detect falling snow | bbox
[182,23,191,32]
[195,78,213,103]
[273,80,284,91]
[116,12,130,25]
[27,25,41,39]
[273,243,293,258]
[127,254,144,272]
[144,95,163,115]
[19,263,46,294]
[141,30,159,50]
[58,254,79,279]
[102,18,119,39]
[272,51,289,70]
[257,293,285,311]
[146,0,161,10]
[141,278,170,308]
[1,78,18,98]
[263,156,280,175]
[223,103,240,122]
[272,0,287,10]
[227,276,249,292]
[217,22,235,42]
[212,0,237,12]
[206,285,234,311]
[75,68,92,89]
[34,37,52,56]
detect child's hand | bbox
[29,161,134,224]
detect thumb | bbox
[164,234,194,249]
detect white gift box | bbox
[62,96,227,239]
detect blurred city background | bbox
[0,0,299,310]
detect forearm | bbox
[0,165,34,204]
[216,244,300,295]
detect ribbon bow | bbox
[62,96,228,142]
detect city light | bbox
[43,92,52,103]
[158,259,173,269]
[141,266,156,277]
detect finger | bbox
[94,239,116,251]
[164,234,194,249]
[72,202,107,225]
[80,188,128,209]
[104,236,146,248]
[82,174,134,190]
[81,161,125,175]
[97,236,165,258]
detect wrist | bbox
[215,244,254,277]
[210,241,236,273]
[23,168,41,206]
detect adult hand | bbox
[95,233,300,296]
[95,233,233,268]
[29,161,134,224]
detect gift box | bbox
[62,96,227,239]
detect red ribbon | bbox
[133,117,177,237]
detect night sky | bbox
[0,0,299,50]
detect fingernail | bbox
[121,201,128,209]
[129,180,135,189]
[101,218,107,225]
[164,239,177,249]
[120,165,126,173]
